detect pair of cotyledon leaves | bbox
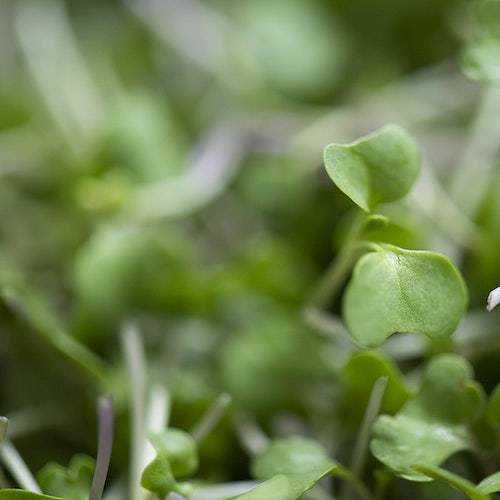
[462,0,500,84]
[324,124,468,348]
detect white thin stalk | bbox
[191,393,231,444]
[143,384,169,466]
[121,322,147,500]
[235,414,269,457]
[0,417,7,444]
[0,440,41,493]
[487,287,500,312]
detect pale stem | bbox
[121,322,147,500]
[191,393,231,444]
[0,440,41,493]
[339,377,388,500]
[89,397,114,500]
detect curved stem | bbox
[89,397,114,500]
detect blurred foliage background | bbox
[1,0,500,498]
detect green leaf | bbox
[462,0,500,83]
[478,471,500,494]
[476,0,500,39]
[0,491,63,500]
[323,125,420,212]
[38,455,94,500]
[486,383,500,427]
[251,436,337,498]
[371,354,485,481]
[343,244,468,348]
[140,451,176,497]
[149,428,198,477]
[229,475,293,500]
[339,351,411,427]
[463,37,500,84]
[140,451,192,498]
[413,464,488,500]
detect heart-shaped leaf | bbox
[324,125,420,212]
[251,436,337,498]
[343,244,467,348]
[0,491,63,500]
[339,351,411,427]
[38,455,94,500]
[371,354,485,481]
[229,475,293,500]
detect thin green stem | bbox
[309,211,367,309]
[333,465,374,500]
[121,322,147,500]
[191,393,231,444]
[339,377,388,500]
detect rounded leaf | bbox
[251,436,337,497]
[371,355,485,481]
[324,125,420,212]
[343,245,467,348]
[149,428,198,477]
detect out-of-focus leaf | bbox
[229,475,293,500]
[220,313,328,413]
[0,492,62,500]
[149,428,198,477]
[463,37,500,83]
[237,0,346,100]
[324,125,420,212]
[462,0,500,83]
[37,455,94,500]
[371,355,485,481]
[343,244,467,348]
[251,437,338,498]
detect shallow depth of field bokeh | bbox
[1,1,500,499]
